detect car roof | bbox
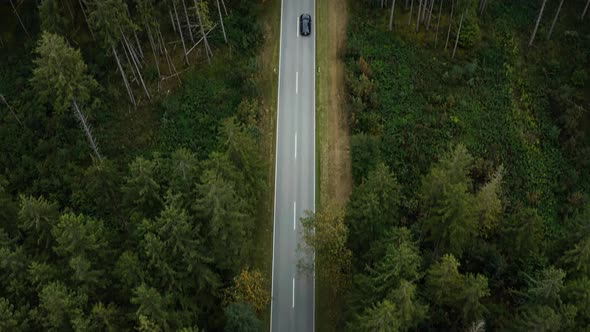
[301,13,311,19]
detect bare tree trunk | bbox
[529,0,547,46]
[146,26,161,78]
[582,0,590,19]
[112,46,136,107]
[10,0,30,39]
[158,28,181,84]
[445,0,454,50]
[216,0,228,43]
[78,0,96,40]
[133,31,144,60]
[0,94,23,128]
[408,0,414,25]
[434,0,444,47]
[452,11,464,58]
[548,0,564,40]
[427,0,435,30]
[173,0,190,65]
[220,0,228,16]
[181,0,195,43]
[416,0,422,32]
[389,0,397,30]
[421,0,429,22]
[195,0,212,65]
[121,38,138,83]
[122,32,150,99]
[405,0,410,10]
[170,10,177,32]
[72,99,102,162]
[64,0,75,21]
[481,0,489,14]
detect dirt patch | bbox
[321,0,351,208]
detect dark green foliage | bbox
[350,133,382,184]
[122,155,165,220]
[0,1,268,330]
[18,195,60,251]
[36,281,88,331]
[223,302,263,332]
[343,2,590,329]
[347,163,401,264]
[419,144,478,257]
[87,0,135,48]
[38,0,69,36]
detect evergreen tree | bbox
[38,0,69,35]
[122,156,163,219]
[131,284,170,331]
[31,32,103,160]
[420,144,477,257]
[72,160,122,218]
[426,254,489,327]
[562,236,590,276]
[0,298,18,331]
[353,300,402,332]
[18,195,60,251]
[89,302,123,332]
[36,281,88,331]
[386,280,428,331]
[219,117,265,207]
[195,164,253,272]
[475,166,503,236]
[223,302,263,332]
[347,163,402,264]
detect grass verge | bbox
[249,0,281,330]
[315,0,336,331]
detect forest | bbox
[304,0,590,331]
[0,0,270,331]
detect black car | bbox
[300,14,311,36]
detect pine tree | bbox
[31,32,103,161]
[347,163,401,263]
[17,195,60,251]
[420,144,477,257]
[223,303,263,332]
[194,166,252,272]
[87,0,141,105]
[355,300,402,332]
[131,284,170,330]
[122,156,163,219]
[37,281,88,331]
[38,0,69,35]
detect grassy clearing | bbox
[248,0,282,329]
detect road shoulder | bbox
[316,0,351,329]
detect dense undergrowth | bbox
[327,0,590,330]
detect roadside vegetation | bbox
[305,0,590,330]
[0,0,273,330]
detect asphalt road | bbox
[270,0,316,330]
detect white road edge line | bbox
[294,131,297,159]
[296,71,299,94]
[294,201,296,230]
[313,0,317,330]
[269,0,284,328]
[292,277,295,308]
